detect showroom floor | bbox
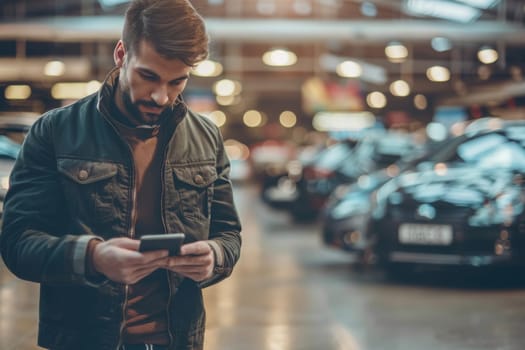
[1,183,525,350]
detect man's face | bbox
[114,40,192,125]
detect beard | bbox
[120,87,170,126]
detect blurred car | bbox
[321,169,391,259]
[321,138,446,260]
[261,141,347,210]
[228,158,253,183]
[321,167,400,252]
[0,112,40,215]
[372,121,525,269]
[250,139,296,182]
[321,120,525,264]
[289,131,421,220]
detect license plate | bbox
[398,223,453,245]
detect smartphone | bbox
[139,233,185,256]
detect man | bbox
[0,0,242,349]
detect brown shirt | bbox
[116,121,169,345]
[109,101,184,345]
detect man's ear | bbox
[114,40,126,67]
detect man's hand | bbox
[164,241,215,282]
[92,237,169,284]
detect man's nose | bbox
[151,85,170,106]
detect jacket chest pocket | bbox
[172,164,217,221]
[57,159,120,223]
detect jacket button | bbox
[194,174,204,185]
[78,169,89,180]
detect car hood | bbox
[391,166,520,208]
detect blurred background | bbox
[2,1,525,349]
[1,0,525,186]
[1,0,525,141]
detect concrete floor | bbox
[2,183,525,349]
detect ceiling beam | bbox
[438,80,525,106]
[0,17,524,44]
[0,57,91,81]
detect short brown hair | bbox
[122,0,209,66]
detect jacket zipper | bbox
[117,151,137,350]
[161,140,175,347]
[117,142,138,350]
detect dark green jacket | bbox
[0,76,242,350]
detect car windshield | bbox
[313,142,354,170]
[338,133,416,176]
[456,133,525,171]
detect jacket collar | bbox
[96,67,187,130]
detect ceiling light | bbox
[431,37,452,52]
[262,48,297,67]
[389,80,410,97]
[293,0,312,15]
[256,0,276,15]
[224,139,250,161]
[44,60,66,77]
[279,111,297,128]
[224,140,242,160]
[312,111,376,132]
[192,59,223,77]
[404,0,482,23]
[243,110,263,128]
[366,91,387,109]
[320,54,387,84]
[51,81,101,100]
[426,66,450,82]
[360,2,378,17]
[213,79,241,96]
[205,110,227,127]
[385,41,408,63]
[5,84,31,100]
[414,94,428,110]
[456,0,499,9]
[336,60,362,78]
[477,46,498,64]
[216,95,241,106]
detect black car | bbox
[373,122,525,269]
[321,168,392,258]
[260,143,329,210]
[289,131,421,220]
[320,137,447,259]
[321,120,525,265]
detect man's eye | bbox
[140,73,157,81]
[170,80,185,86]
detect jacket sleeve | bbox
[0,114,102,287]
[199,127,242,288]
